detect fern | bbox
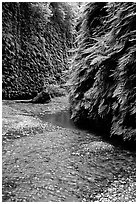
[69,2,136,143]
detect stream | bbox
[2,97,136,202]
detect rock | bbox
[82,141,114,153]
[31,90,51,104]
[14,85,66,104]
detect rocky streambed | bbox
[2,96,136,202]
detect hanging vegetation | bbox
[2,2,76,99]
[69,2,136,143]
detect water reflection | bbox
[38,110,77,130]
[38,110,136,152]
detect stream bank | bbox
[2,96,136,202]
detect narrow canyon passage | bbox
[2,2,136,202]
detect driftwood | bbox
[15,85,66,104]
[16,90,51,104]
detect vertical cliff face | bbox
[2,2,74,99]
[69,2,136,142]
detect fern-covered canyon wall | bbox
[69,2,136,143]
[2,2,75,99]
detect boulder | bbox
[31,90,51,104]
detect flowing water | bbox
[38,110,77,129]
[36,110,136,202]
[2,99,136,202]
